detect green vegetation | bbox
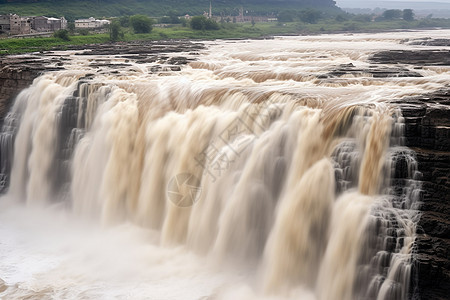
[403,9,414,22]
[54,29,70,41]
[67,22,76,34]
[1,9,450,55]
[0,34,109,55]
[375,9,416,22]
[0,0,339,21]
[159,11,182,25]
[382,9,403,20]
[190,16,220,30]
[77,28,90,36]
[130,14,153,33]
[0,22,301,54]
[109,20,123,41]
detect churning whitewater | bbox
[1,30,448,299]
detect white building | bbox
[75,17,110,29]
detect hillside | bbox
[0,0,339,20]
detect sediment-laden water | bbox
[1,30,449,300]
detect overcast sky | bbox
[335,0,450,2]
[335,0,450,4]
[335,0,450,9]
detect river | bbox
[0,30,449,300]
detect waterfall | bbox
[0,72,420,300]
[3,32,443,299]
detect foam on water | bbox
[0,29,444,299]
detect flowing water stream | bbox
[1,30,449,299]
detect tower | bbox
[209,1,212,18]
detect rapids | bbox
[1,30,449,299]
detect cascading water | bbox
[1,30,448,299]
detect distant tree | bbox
[335,14,347,22]
[160,13,180,25]
[130,14,153,33]
[299,9,321,24]
[190,16,205,30]
[77,28,89,36]
[109,20,123,41]
[64,13,75,23]
[54,29,70,41]
[168,10,181,24]
[382,9,402,20]
[67,22,75,34]
[343,22,359,31]
[403,9,414,21]
[205,18,219,30]
[118,7,133,16]
[119,16,130,27]
[159,16,172,24]
[353,14,372,22]
[190,16,219,30]
[278,11,294,22]
[200,19,216,30]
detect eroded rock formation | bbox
[372,39,449,299]
[396,92,450,300]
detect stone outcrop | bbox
[367,41,450,299]
[394,91,450,300]
[318,63,423,78]
[370,50,450,66]
[404,38,450,47]
[0,56,62,122]
[369,43,450,299]
[69,40,204,56]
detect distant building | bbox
[9,14,31,35]
[0,14,66,35]
[215,15,277,23]
[30,16,67,32]
[75,17,110,29]
[31,16,50,31]
[0,15,10,32]
[47,17,67,31]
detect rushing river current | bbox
[0,30,449,300]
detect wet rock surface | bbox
[404,38,450,47]
[0,56,64,122]
[68,40,204,56]
[370,49,450,66]
[395,91,450,300]
[366,44,449,299]
[319,63,423,78]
